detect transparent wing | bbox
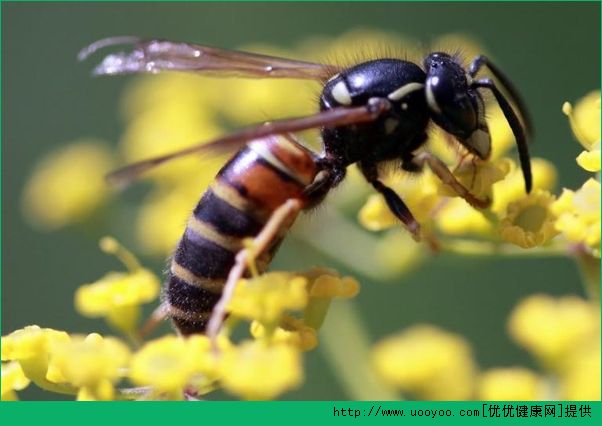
[106,99,391,188]
[79,36,339,80]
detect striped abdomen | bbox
[165,135,319,335]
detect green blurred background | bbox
[2,2,600,400]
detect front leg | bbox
[411,152,491,209]
[359,161,421,241]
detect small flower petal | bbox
[1,362,31,400]
[562,91,600,150]
[499,190,559,249]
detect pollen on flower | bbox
[46,333,130,400]
[250,316,318,351]
[220,340,302,400]
[1,326,77,395]
[1,325,69,364]
[499,190,559,249]
[1,361,31,401]
[477,367,543,401]
[228,272,308,325]
[129,336,198,399]
[371,324,476,400]
[21,139,114,230]
[508,294,600,371]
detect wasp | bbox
[80,36,532,338]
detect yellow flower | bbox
[301,269,361,329]
[508,294,600,371]
[477,367,543,400]
[228,272,308,326]
[560,339,601,400]
[74,237,160,336]
[576,140,601,172]
[220,340,302,400]
[21,139,114,230]
[251,315,318,351]
[562,90,600,172]
[307,272,360,299]
[1,361,31,401]
[499,190,559,249]
[371,324,476,400]
[435,198,493,236]
[491,158,557,216]
[129,336,197,399]
[551,178,601,257]
[1,325,76,395]
[46,333,130,401]
[129,334,227,399]
[435,157,556,240]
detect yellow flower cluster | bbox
[555,90,601,258]
[1,326,125,400]
[371,294,600,400]
[2,241,360,400]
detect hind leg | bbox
[206,199,303,346]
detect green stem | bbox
[320,300,400,400]
[575,252,601,301]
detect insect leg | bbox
[138,302,170,339]
[472,78,532,193]
[206,198,303,346]
[359,161,421,241]
[412,152,491,209]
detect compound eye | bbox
[426,75,477,136]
